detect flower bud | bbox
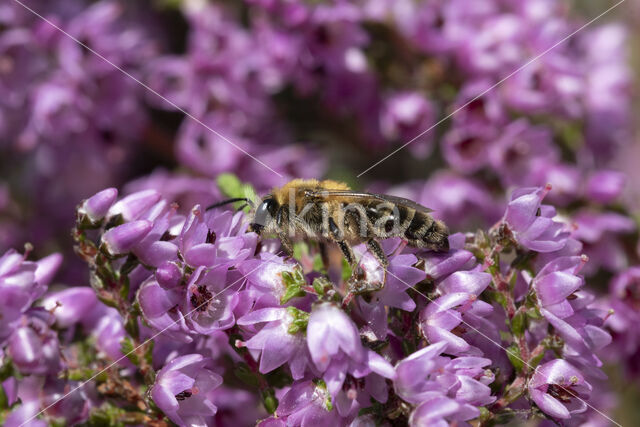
[108,190,161,221]
[102,220,153,255]
[35,253,63,288]
[81,188,118,222]
[156,261,182,289]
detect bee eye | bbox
[253,197,277,228]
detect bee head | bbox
[249,196,278,234]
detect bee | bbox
[209,179,449,293]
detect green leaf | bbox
[0,359,16,382]
[264,368,293,389]
[485,290,507,309]
[216,173,258,212]
[529,349,545,368]
[261,388,279,414]
[526,307,543,320]
[234,363,259,387]
[0,384,7,409]
[67,367,106,382]
[120,337,139,366]
[280,268,307,304]
[119,277,130,301]
[312,277,332,296]
[124,315,140,341]
[144,340,155,367]
[87,404,126,427]
[286,306,309,335]
[511,310,527,337]
[506,344,524,373]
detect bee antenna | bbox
[206,198,253,211]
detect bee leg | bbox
[275,206,294,258]
[327,216,375,296]
[327,217,357,269]
[366,239,389,268]
[336,240,356,268]
[278,232,294,258]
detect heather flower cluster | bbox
[0,181,626,425]
[1,0,639,426]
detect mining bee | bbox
[209,179,449,293]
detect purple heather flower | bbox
[456,13,524,76]
[151,354,222,426]
[559,292,612,373]
[130,201,180,267]
[604,267,640,371]
[350,240,425,338]
[138,277,192,343]
[1,376,85,427]
[204,210,257,268]
[527,162,582,206]
[238,307,311,379]
[179,207,256,269]
[441,124,493,174]
[79,187,118,222]
[527,256,611,370]
[583,24,631,162]
[33,253,63,291]
[394,341,449,404]
[488,119,557,186]
[609,266,640,305]
[528,359,592,419]
[274,380,342,426]
[184,266,239,334]
[101,219,153,255]
[306,302,395,396]
[41,287,98,328]
[421,242,474,281]
[177,207,214,258]
[107,190,162,222]
[502,52,584,119]
[586,170,626,204]
[239,252,297,305]
[0,249,61,343]
[8,314,60,375]
[394,341,495,425]
[532,256,587,319]
[502,185,569,252]
[451,80,506,129]
[420,270,492,355]
[307,302,364,373]
[572,210,636,274]
[409,395,480,427]
[380,91,435,156]
[156,261,183,289]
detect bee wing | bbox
[304,190,434,214]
